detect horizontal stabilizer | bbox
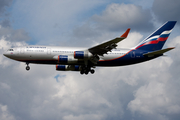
[143,47,175,57]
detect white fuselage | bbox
[3,21,176,74]
[4,46,130,66]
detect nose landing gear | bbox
[26,62,30,71]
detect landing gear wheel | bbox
[26,66,30,71]
[85,70,89,75]
[90,69,95,74]
[80,70,84,75]
[79,65,95,75]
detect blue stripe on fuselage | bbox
[97,50,159,66]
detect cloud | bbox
[11,0,107,45]
[0,0,30,42]
[127,36,180,119]
[71,3,153,48]
[73,22,100,40]
[0,19,11,27]
[118,32,143,49]
[152,0,180,23]
[0,26,30,42]
[128,81,172,114]
[127,67,180,119]
[72,3,147,48]
[0,0,13,16]
[0,104,15,120]
[1,34,180,120]
[93,3,154,32]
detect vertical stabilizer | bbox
[134,21,176,51]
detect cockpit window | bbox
[8,49,14,51]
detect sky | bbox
[0,0,180,120]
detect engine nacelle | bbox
[57,55,78,64]
[74,51,93,59]
[56,65,80,71]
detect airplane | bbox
[3,21,177,75]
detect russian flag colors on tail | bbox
[134,21,177,51]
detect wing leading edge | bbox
[88,28,130,56]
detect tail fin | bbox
[134,21,177,51]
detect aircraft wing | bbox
[88,28,130,56]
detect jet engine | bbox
[53,55,79,64]
[56,65,80,71]
[74,51,93,59]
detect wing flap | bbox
[143,47,175,57]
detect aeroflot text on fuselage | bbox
[3,21,177,75]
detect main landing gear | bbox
[80,66,95,75]
[26,62,30,71]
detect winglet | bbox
[121,28,130,38]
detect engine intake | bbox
[74,51,84,59]
[58,55,68,63]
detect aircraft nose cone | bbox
[3,52,10,57]
[3,53,7,56]
[3,53,7,57]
